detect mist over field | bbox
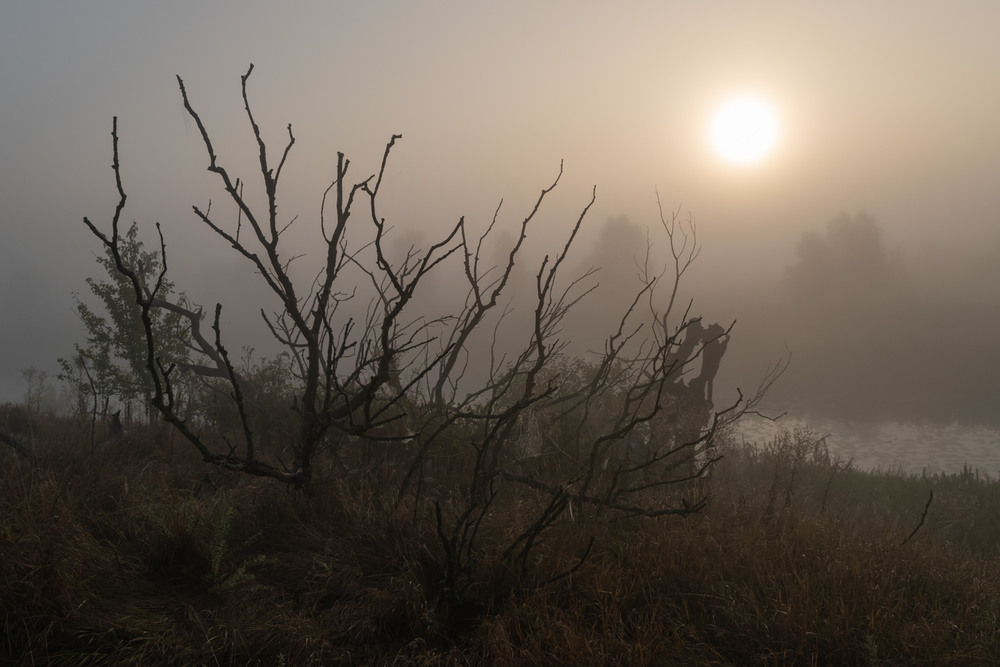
[2,2,999,452]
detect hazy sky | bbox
[2,2,999,404]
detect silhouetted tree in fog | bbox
[786,212,896,306]
[59,222,191,424]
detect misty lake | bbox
[737,412,1000,477]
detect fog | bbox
[2,3,999,432]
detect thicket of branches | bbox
[81,65,781,601]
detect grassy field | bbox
[3,416,1000,665]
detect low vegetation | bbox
[3,416,999,665]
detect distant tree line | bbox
[757,211,1000,424]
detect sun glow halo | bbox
[710,97,779,164]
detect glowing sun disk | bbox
[711,98,778,164]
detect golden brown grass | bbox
[3,418,1000,665]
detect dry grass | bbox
[3,418,1000,665]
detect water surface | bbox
[737,413,1000,476]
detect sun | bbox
[710,97,779,164]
